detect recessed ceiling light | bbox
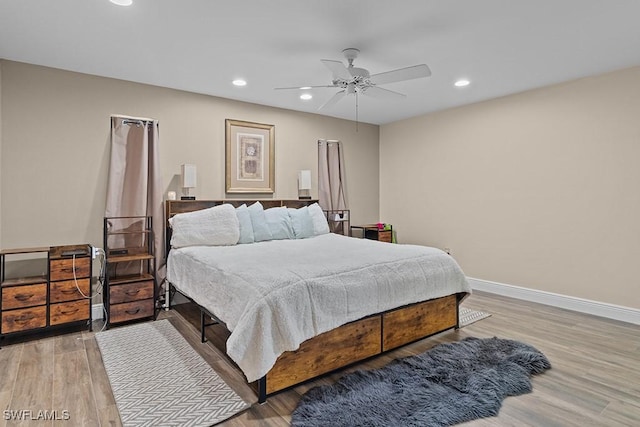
[300,86,312,90]
[454,79,470,87]
[300,93,313,100]
[110,0,133,6]
[232,79,247,87]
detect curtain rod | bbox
[121,119,155,126]
[111,116,156,127]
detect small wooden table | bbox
[350,224,393,243]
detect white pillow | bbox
[264,207,295,240]
[248,202,273,242]
[169,203,239,248]
[308,203,330,235]
[288,207,314,239]
[236,204,255,244]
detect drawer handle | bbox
[14,293,34,302]
[15,314,35,324]
[125,290,141,296]
[60,308,79,315]
[125,308,141,315]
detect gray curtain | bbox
[318,139,347,211]
[318,139,348,234]
[106,116,165,283]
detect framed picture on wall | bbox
[225,119,275,193]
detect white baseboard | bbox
[92,303,104,320]
[467,277,640,325]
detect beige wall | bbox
[0,60,379,251]
[0,61,3,244]
[380,66,640,310]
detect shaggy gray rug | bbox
[291,337,551,427]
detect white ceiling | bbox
[1,0,640,125]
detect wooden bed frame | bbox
[165,199,465,402]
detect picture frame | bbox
[225,119,275,194]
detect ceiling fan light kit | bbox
[275,48,432,118]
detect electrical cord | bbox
[72,253,101,300]
[71,247,109,331]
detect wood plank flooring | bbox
[0,291,638,426]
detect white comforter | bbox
[167,233,471,382]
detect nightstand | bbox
[103,216,156,328]
[350,224,393,243]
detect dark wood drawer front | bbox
[50,279,90,303]
[2,306,47,333]
[110,281,154,304]
[2,283,47,310]
[50,300,90,325]
[110,299,154,324]
[382,295,457,351]
[49,257,90,281]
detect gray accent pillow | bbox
[248,202,273,242]
[288,207,314,239]
[264,207,295,240]
[235,204,255,244]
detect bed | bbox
[165,199,471,402]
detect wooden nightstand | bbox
[350,224,393,243]
[103,216,156,328]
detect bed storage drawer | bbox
[382,295,457,351]
[265,315,382,394]
[109,299,154,324]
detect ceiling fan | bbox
[276,48,432,111]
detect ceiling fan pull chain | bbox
[355,91,359,132]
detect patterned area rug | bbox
[95,320,249,427]
[459,307,491,327]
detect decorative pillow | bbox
[308,203,330,235]
[169,203,239,248]
[235,204,255,244]
[264,207,295,240]
[248,202,273,242]
[288,207,314,239]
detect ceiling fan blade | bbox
[321,59,352,80]
[361,86,406,99]
[369,64,431,85]
[318,90,346,110]
[275,85,337,90]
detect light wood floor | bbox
[0,291,638,426]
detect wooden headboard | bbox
[165,199,318,255]
[165,199,317,225]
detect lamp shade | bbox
[181,164,197,188]
[298,170,311,190]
